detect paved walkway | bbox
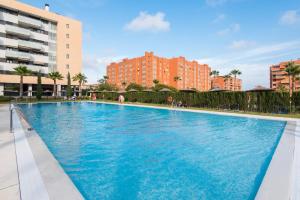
[0,104,20,200]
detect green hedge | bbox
[0,96,14,103]
[95,91,296,113]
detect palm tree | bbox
[153,79,159,85]
[103,75,109,83]
[223,74,231,90]
[98,76,109,84]
[73,73,87,97]
[285,61,300,94]
[121,81,126,89]
[230,69,242,91]
[48,72,64,98]
[14,65,32,97]
[210,70,219,77]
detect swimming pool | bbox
[19,102,286,200]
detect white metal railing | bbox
[6,50,32,60]
[0,62,49,73]
[18,15,42,27]
[18,40,42,50]
[5,25,31,37]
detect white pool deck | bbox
[0,101,300,199]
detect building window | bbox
[66,24,69,28]
[66,54,69,59]
[66,34,69,38]
[66,44,69,49]
[66,64,69,69]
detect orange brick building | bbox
[270,59,300,91]
[106,52,211,91]
[211,76,242,91]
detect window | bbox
[66,44,69,49]
[66,64,69,69]
[49,32,56,40]
[66,54,69,59]
[66,34,69,38]
[66,24,69,28]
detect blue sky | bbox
[22,0,300,89]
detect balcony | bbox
[0,62,48,73]
[5,50,32,61]
[18,40,43,51]
[32,54,49,64]
[18,15,42,28]
[5,25,31,38]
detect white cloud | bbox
[83,55,126,83]
[280,10,300,25]
[213,14,226,23]
[197,40,300,90]
[206,0,227,6]
[229,40,256,50]
[125,11,170,32]
[217,23,240,36]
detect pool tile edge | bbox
[13,108,84,200]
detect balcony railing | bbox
[18,40,43,51]
[18,15,42,28]
[0,62,48,73]
[5,50,32,61]
[5,25,31,37]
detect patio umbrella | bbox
[179,89,197,93]
[143,89,154,92]
[246,85,273,92]
[43,90,53,93]
[128,89,138,92]
[209,87,228,92]
[159,88,172,92]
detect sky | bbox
[22,0,300,90]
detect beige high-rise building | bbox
[0,0,82,96]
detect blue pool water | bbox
[19,102,286,200]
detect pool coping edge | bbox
[13,106,84,200]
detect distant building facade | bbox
[211,76,242,91]
[106,52,211,91]
[270,59,300,91]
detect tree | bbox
[98,75,109,84]
[153,79,159,85]
[103,75,109,82]
[121,81,127,89]
[285,61,300,95]
[223,74,231,80]
[97,83,118,91]
[66,72,72,97]
[13,65,32,97]
[36,71,42,100]
[210,70,219,77]
[48,72,64,98]
[277,84,288,93]
[73,73,87,97]
[126,83,144,91]
[230,69,242,91]
[152,83,177,92]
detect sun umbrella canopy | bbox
[159,88,172,92]
[128,89,138,92]
[143,89,154,92]
[247,85,273,92]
